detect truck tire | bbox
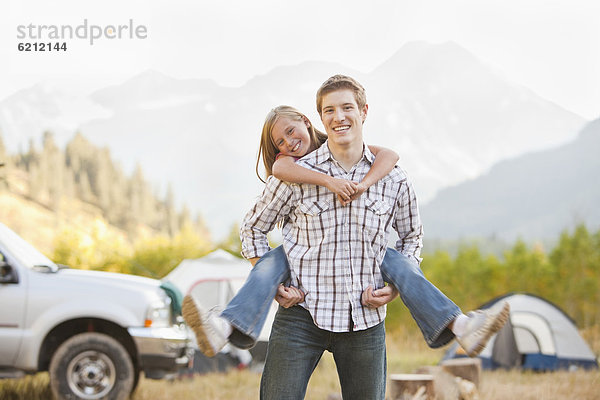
[49,332,135,400]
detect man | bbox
[240,75,416,399]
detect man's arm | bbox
[360,174,422,308]
[240,176,294,260]
[392,175,423,264]
[241,180,305,308]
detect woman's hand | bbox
[275,284,305,308]
[326,177,357,204]
[337,181,368,206]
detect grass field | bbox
[1,330,599,400]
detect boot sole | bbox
[182,295,218,357]
[464,301,511,357]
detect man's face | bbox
[320,89,368,147]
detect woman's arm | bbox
[341,145,399,204]
[272,155,357,201]
[363,145,399,188]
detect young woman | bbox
[182,105,509,359]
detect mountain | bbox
[363,41,585,199]
[0,41,588,239]
[0,82,111,152]
[421,119,600,241]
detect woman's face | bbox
[271,116,314,157]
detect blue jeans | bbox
[260,305,386,400]
[221,246,461,349]
[380,248,461,348]
[221,246,290,349]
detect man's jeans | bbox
[260,305,386,400]
[221,246,461,349]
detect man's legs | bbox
[380,248,462,348]
[331,321,387,400]
[260,306,327,400]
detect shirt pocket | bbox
[294,200,333,246]
[362,197,392,250]
[297,200,332,216]
[365,198,391,216]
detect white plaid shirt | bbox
[241,142,423,332]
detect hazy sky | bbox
[2,0,599,119]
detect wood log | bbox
[414,366,459,400]
[440,358,482,387]
[389,374,435,400]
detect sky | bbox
[1,0,599,120]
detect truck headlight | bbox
[145,295,172,328]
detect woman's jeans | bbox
[221,245,461,349]
[260,305,386,400]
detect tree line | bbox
[0,130,207,238]
[386,224,600,331]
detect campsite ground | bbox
[1,330,598,400]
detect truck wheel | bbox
[49,332,134,400]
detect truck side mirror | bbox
[0,262,18,284]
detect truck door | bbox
[0,250,27,365]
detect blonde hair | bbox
[316,74,367,116]
[256,105,327,183]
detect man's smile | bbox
[333,125,350,132]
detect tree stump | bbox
[389,374,435,400]
[440,358,482,387]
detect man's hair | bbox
[316,75,367,116]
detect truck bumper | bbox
[128,325,192,379]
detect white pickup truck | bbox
[0,222,192,400]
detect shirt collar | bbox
[313,140,375,167]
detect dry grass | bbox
[2,330,598,400]
[479,370,599,400]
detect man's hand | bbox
[361,285,399,309]
[275,284,305,308]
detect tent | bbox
[165,249,278,365]
[442,293,598,371]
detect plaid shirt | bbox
[241,142,423,332]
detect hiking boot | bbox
[182,295,229,357]
[456,301,510,357]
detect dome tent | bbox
[442,293,598,371]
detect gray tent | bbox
[442,293,598,371]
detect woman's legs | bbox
[182,246,290,356]
[379,248,461,348]
[221,245,290,348]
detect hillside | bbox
[0,130,211,257]
[421,119,600,241]
[0,169,129,256]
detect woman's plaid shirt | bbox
[241,143,423,332]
